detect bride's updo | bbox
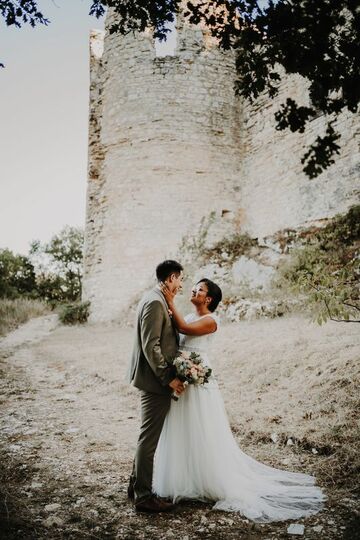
[197,278,222,312]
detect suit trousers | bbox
[131,390,171,502]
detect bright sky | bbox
[0,1,105,256]
[0,1,180,256]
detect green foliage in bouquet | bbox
[59,301,90,325]
[280,206,360,324]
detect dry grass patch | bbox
[0,298,50,337]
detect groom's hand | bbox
[169,378,185,394]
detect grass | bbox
[0,298,50,337]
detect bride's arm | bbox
[161,285,217,336]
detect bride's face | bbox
[190,282,210,307]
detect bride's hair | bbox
[197,278,222,312]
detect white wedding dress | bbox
[153,313,326,523]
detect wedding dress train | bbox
[153,313,326,523]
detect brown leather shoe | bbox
[135,495,175,513]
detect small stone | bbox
[270,433,278,443]
[287,523,304,535]
[208,523,216,530]
[31,481,43,489]
[311,448,318,455]
[44,503,61,512]
[200,515,208,525]
[312,525,323,532]
[286,438,294,446]
[43,515,64,527]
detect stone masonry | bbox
[83,10,359,322]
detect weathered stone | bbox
[84,12,359,322]
[232,256,275,290]
[44,503,61,512]
[43,515,64,528]
[287,523,305,535]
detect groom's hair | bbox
[156,260,183,282]
[197,278,222,312]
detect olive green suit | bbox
[128,287,178,502]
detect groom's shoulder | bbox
[138,287,163,308]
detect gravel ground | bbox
[0,314,359,539]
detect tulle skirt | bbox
[153,380,326,523]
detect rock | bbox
[44,503,61,512]
[311,448,318,455]
[287,523,304,535]
[66,427,79,434]
[270,433,279,443]
[43,515,64,527]
[312,525,323,532]
[200,515,208,525]
[281,458,291,465]
[232,256,275,290]
[208,523,216,530]
[286,438,294,446]
[31,481,43,489]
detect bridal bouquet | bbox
[171,350,212,401]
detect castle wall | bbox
[239,74,360,239]
[83,14,242,322]
[84,14,359,322]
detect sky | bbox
[0,1,181,256]
[0,1,105,256]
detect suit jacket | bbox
[127,287,178,395]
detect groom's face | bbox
[166,271,184,294]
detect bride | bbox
[153,278,326,523]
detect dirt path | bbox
[0,315,358,539]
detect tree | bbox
[2,0,359,177]
[0,248,37,298]
[30,226,84,302]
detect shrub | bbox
[203,233,258,264]
[278,205,360,324]
[58,301,90,325]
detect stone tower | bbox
[83,11,359,323]
[83,12,242,322]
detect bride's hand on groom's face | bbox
[160,283,175,305]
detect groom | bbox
[127,260,185,512]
